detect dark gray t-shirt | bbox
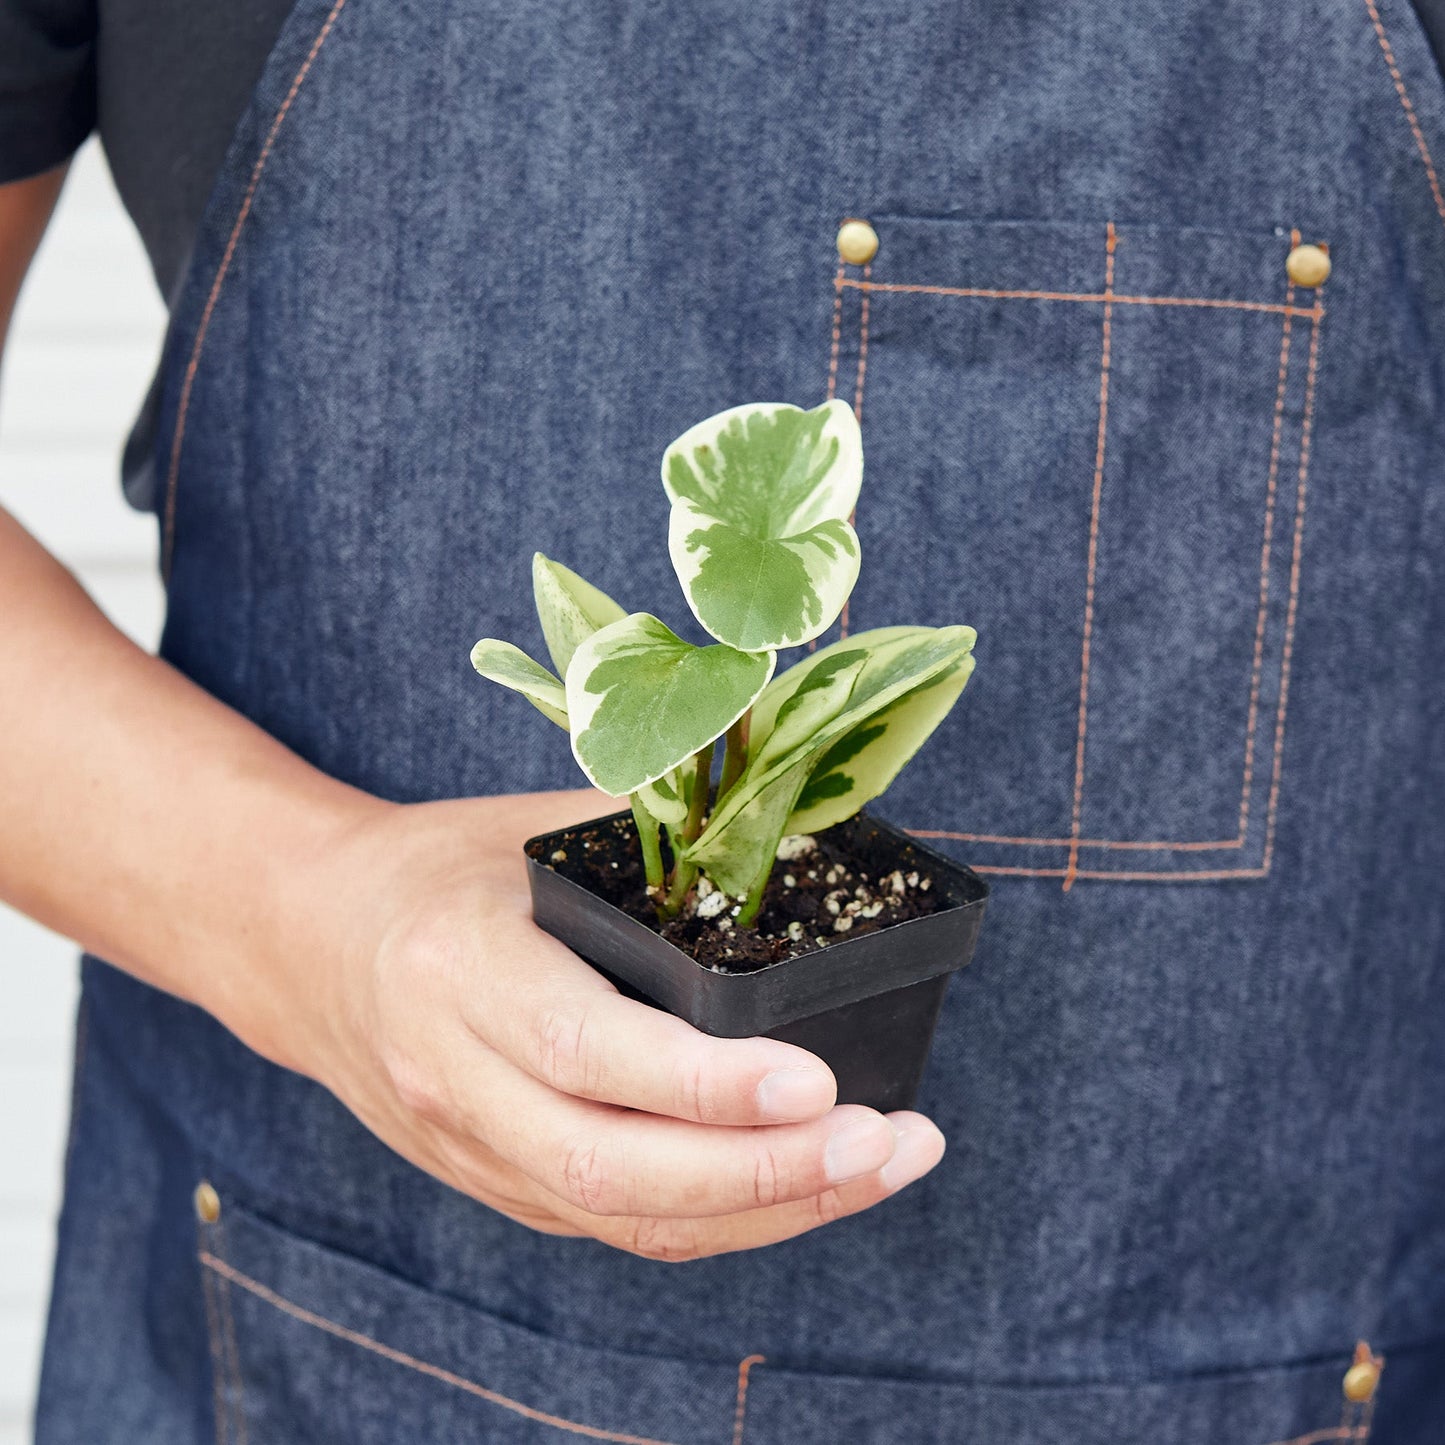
[0,0,292,301]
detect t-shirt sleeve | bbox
[0,0,97,183]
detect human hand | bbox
[298,788,946,1261]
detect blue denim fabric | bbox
[35,0,1445,1439]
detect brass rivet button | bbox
[1286,242,1331,288]
[837,219,879,265]
[1342,1358,1380,1403]
[193,1180,221,1224]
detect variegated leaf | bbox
[532,553,628,678]
[668,498,860,652]
[689,649,864,893]
[786,653,977,833]
[751,648,866,770]
[565,612,774,796]
[686,756,812,899]
[704,625,976,844]
[662,399,862,534]
[470,639,569,729]
[637,769,690,827]
[662,400,863,651]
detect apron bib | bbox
[36,0,1445,1439]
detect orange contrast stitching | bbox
[852,263,871,424]
[731,1355,765,1445]
[838,277,1319,318]
[1260,303,1324,873]
[1261,1429,1365,1445]
[1238,236,1299,841]
[1062,221,1116,892]
[826,263,844,401]
[969,863,1270,882]
[198,1243,231,1445]
[838,260,872,639]
[910,830,1244,850]
[161,0,352,579]
[914,279,1322,871]
[211,1224,250,1445]
[197,1252,684,1445]
[1364,0,1445,230]
[832,225,1324,878]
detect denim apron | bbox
[34,0,1445,1439]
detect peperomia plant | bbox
[471,399,976,929]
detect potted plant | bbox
[471,399,987,1110]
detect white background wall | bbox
[0,141,167,1442]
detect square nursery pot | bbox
[524,808,989,1112]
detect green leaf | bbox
[470,639,569,729]
[752,648,866,769]
[565,612,774,796]
[661,399,863,651]
[706,625,977,842]
[636,769,689,827]
[787,652,976,833]
[686,757,812,899]
[688,648,867,895]
[668,499,860,652]
[663,399,862,534]
[532,553,628,677]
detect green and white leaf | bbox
[662,398,862,534]
[686,757,813,899]
[704,625,977,844]
[565,612,774,796]
[687,649,865,894]
[751,648,865,770]
[661,399,863,651]
[668,498,860,652]
[636,769,689,827]
[786,652,976,834]
[469,639,569,729]
[532,553,628,678]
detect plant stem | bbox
[716,709,751,804]
[735,854,771,929]
[682,741,713,844]
[661,857,698,918]
[630,794,665,901]
[656,742,713,920]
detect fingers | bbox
[415,1112,944,1260]
[467,927,838,1126]
[442,1035,899,1218]
[592,1114,946,1261]
[487,981,838,1126]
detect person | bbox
[3,1,1444,1440]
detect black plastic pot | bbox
[524,808,988,1111]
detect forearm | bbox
[0,506,386,1066]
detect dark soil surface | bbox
[539,814,942,974]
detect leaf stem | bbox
[682,741,713,845]
[735,853,772,929]
[630,794,666,901]
[716,708,751,805]
[657,742,713,920]
[661,857,698,918]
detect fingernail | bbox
[824,1116,897,1184]
[756,1068,836,1121]
[880,1122,946,1192]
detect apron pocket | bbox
[826,215,1328,884]
[195,1193,1386,1445]
[195,1196,747,1444]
